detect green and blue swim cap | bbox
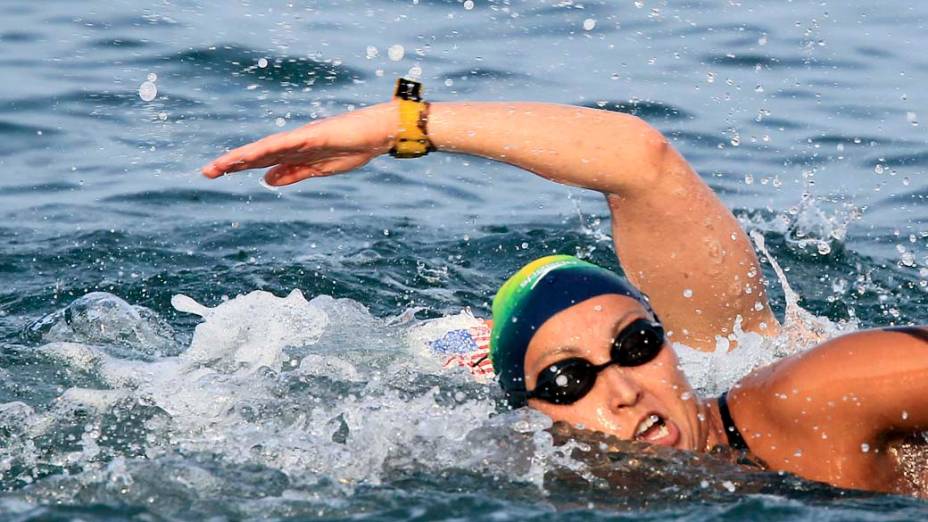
[490,255,654,407]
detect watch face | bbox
[395,78,423,101]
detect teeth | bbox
[635,414,660,437]
[654,424,669,440]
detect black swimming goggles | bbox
[525,318,665,405]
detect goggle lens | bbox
[527,319,664,405]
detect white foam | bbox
[2,274,859,503]
[675,231,858,396]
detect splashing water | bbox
[0,282,871,516]
[3,290,595,517]
[675,230,858,396]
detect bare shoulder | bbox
[734,326,928,438]
[727,327,928,489]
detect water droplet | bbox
[365,46,379,59]
[817,242,831,256]
[583,18,597,31]
[860,443,870,453]
[408,65,422,78]
[275,117,286,127]
[555,374,569,387]
[388,44,405,61]
[158,112,168,121]
[706,72,716,83]
[683,289,694,298]
[463,0,475,10]
[258,57,268,68]
[444,78,454,87]
[722,480,736,492]
[138,81,157,102]
[907,112,919,126]
[902,410,909,420]
[744,174,753,185]
[874,164,885,174]
[758,34,768,46]
[146,72,157,82]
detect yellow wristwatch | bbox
[389,78,434,158]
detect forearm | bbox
[427,101,776,346]
[427,102,668,195]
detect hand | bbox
[201,103,398,186]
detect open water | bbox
[2,0,928,520]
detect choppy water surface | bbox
[2,0,928,519]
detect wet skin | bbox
[523,294,728,453]
[524,293,928,495]
[201,99,928,495]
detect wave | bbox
[148,45,366,87]
[0,287,865,517]
[582,100,693,121]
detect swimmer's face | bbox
[523,294,702,451]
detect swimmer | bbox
[202,79,928,496]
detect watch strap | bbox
[389,78,434,158]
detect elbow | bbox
[624,116,673,189]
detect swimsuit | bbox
[718,390,750,451]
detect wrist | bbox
[383,101,401,152]
[386,78,434,158]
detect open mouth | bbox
[634,413,671,443]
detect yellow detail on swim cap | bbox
[491,255,576,318]
[489,255,652,406]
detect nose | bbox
[598,365,642,411]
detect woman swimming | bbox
[201,79,928,496]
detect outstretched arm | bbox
[202,100,778,350]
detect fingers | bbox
[201,132,304,179]
[263,164,327,186]
[263,155,373,186]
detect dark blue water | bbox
[2,0,928,520]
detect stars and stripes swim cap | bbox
[489,255,654,407]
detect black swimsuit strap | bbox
[718,391,749,451]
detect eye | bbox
[614,321,664,366]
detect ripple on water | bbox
[582,100,693,122]
[88,37,150,49]
[704,53,865,70]
[1,182,82,195]
[101,189,281,206]
[154,45,366,88]
[875,151,928,168]
[0,31,41,43]
[0,121,59,136]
